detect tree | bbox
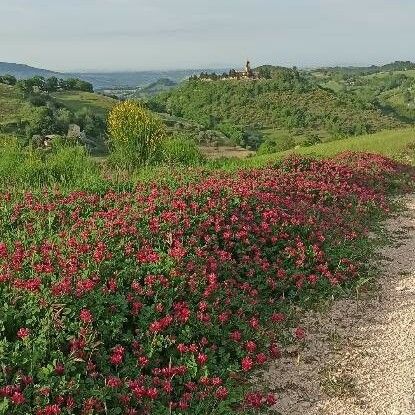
[0,74,17,85]
[107,101,166,167]
[30,76,46,91]
[16,79,33,96]
[258,67,272,79]
[45,77,59,92]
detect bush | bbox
[0,136,102,188]
[161,135,205,166]
[257,134,296,155]
[108,101,166,168]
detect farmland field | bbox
[51,91,117,116]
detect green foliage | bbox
[150,72,400,149]
[315,66,415,125]
[257,131,296,155]
[74,108,106,137]
[16,75,93,96]
[0,136,102,188]
[241,128,415,169]
[0,74,16,86]
[108,101,166,168]
[161,134,205,166]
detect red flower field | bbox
[0,153,413,414]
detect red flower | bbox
[271,312,285,323]
[196,353,208,366]
[229,330,242,342]
[54,362,65,376]
[11,391,25,405]
[215,386,229,400]
[17,327,30,340]
[137,356,149,367]
[110,353,123,366]
[146,387,158,400]
[241,356,254,372]
[249,317,260,330]
[294,327,306,340]
[256,353,267,365]
[107,376,122,388]
[79,309,93,324]
[266,393,277,406]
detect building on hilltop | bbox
[227,60,259,80]
[196,60,260,81]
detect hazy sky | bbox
[1,0,414,72]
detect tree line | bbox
[0,74,93,95]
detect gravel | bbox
[259,194,415,415]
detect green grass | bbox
[51,91,117,116]
[320,80,344,93]
[0,84,31,127]
[364,69,415,80]
[214,128,415,169]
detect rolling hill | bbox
[314,66,415,125]
[134,78,178,98]
[215,127,415,170]
[0,83,34,132]
[51,91,117,117]
[150,67,404,150]
[0,62,63,79]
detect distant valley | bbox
[0,62,228,90]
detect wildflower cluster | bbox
[0,153,413,414]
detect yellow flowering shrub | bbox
[107,101,166,167]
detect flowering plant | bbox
[0,153,413,414]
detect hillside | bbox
[150,68,403,150]
[314,67,415,124]
[51,91,117,117]
[134,78,177,98]
[0,62,63,79]
[313,60,415,77]
[227,127,415,169]
[0,82,116,154]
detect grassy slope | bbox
[51,91,117,116]
[216,128,415,169]
[0,84,31,127]
[0,87,117,129]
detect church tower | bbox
[244,60,254,78]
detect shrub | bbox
[257,134,296,155]
[0,136,102,189]
[107,101,166,168]
[161,134,205,166]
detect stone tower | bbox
[245,60,252,75]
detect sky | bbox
[0,0,414,72]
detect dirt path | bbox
[260,194,415,415]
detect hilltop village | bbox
[191,60,260,81]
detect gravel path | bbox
[260,194,415,415]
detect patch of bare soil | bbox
[259,194,415,415]
[199,145,255,159]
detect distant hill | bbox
[314,61,415,76]
[0,62,63,79]
[74,70,218,90]
[135,78,177,98]
[0,61,228,90]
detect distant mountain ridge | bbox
[0,62,63,79]
[315,60,415,75]
[0,61,228,89]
